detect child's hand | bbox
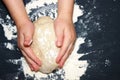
[17,20,41,71]
[54,17,76,68]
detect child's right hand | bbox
[17,20,41,72]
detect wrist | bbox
[57,14,73,22]
[16,19,32,29]
[15,17,30,25]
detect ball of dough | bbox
[31,16,59,74]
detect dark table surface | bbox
[0,0,120,80]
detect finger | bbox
[56,37,71,63]
[29,64,34,71]
[21,50,40,72]
[55,28,64,47]
[58,44,74,68]
[56,35,64,47]
[22,47,41,66]
[18,32,41,71]
[23,32,33,46]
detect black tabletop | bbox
[0,0,120,80]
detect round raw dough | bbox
[31,16,59,74]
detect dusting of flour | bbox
[21,38,88,80]
[21,0,88,80]
[0,0,88,79]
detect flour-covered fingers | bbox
[21,50,40,72]
[58,43,74,68]
[21,47,41,66]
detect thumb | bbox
[24,33,33,47]
[56,31,64,47]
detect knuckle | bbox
[67,35,75,42]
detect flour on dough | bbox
[31,16,59,74]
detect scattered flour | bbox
[2,24,17,40]
[63,38,88,80]
[0,0,88,79]
[21,38,88,80]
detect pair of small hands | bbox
[17,17,76,72]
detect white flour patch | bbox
[2,24,17,40]
[73,3,83,22]
[63,38,88,80]
[0,15,17,50]
[26,0,57,12]
[25,0,83,22]
[4,42,15,50]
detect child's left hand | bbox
[54,17,76,68]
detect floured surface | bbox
[21,0,88,79]
[0,0,88,80]
[22,37,88,80]
[1,0,118,80]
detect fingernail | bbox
[28,40,33,45]
[57,41,61,46]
